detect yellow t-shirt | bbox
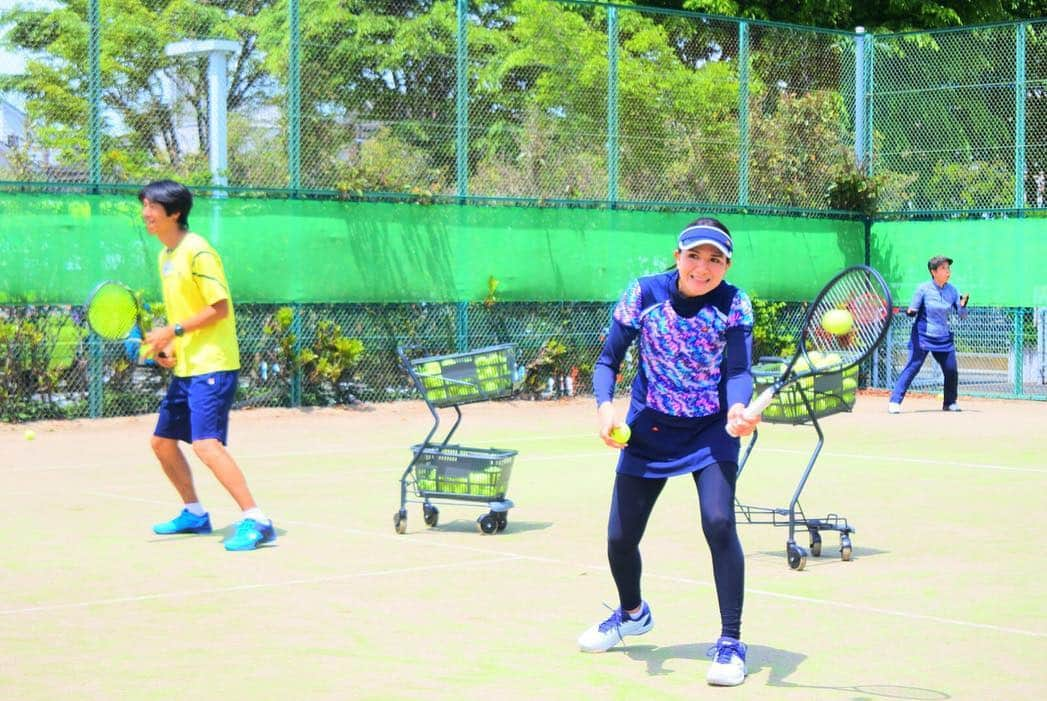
[158,232,240,377]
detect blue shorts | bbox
[154,371,239,445]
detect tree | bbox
[680,0,1044,31]
[0,0,274,184]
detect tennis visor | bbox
[678,225,733,259]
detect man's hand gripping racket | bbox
[727,265,893,437]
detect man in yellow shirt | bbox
[141,180,276,551]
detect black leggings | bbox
[607,463,744,640]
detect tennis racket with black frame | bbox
[84,280,168,362]
[727,265,893,436]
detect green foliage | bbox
[333,127,445,199]
[827,162,884,217]
[921,160,1014,211]
[749,294,795,359]
[0,0,1036,215]
[262,306,365,406]
[749,90,851,209]
[522,337,569,397]
[0,307,83,422]
[0,0,270,184]
[680,0,1030,31]
[298,320,365,403]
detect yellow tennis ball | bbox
[821,309,854,336]
[24,429,36,441]
[609,424,631,444]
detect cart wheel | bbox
[494,512,508,532]
[394,510,407,535]
[477,513,497,535]
[787,543,808,571]
[840,534,853,561]
[423,504,439,528]
[809,530,822,557]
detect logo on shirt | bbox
[162,261,174,276]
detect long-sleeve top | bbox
[593,271,754,477]
[909,280,968,352]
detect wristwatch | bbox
[173,323,185,337]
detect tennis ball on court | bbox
[821,309,854,336]
[24,429,36,441]
[609,424,631,444]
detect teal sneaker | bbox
[223,518,277,551]
[153,509,212,535]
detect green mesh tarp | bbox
[0,194,866,304]
[871,218,1047,307]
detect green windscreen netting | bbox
[1,194,869,304]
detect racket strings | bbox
[803,269,891,366]
[86,283,140,340]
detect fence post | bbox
[854,27,873,173]
[87,0,101,191]
[737,21,749,207]
[288,0,301,196]
[883,320,894,390]
[1013,308,1024,396]
[606,6,619,205]
[1014,22,1026,210]
[291,303,302,407]
[455,0,469,202]
[456,301,469,352]
[88,333,103,418]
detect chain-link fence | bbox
[3,301,1044,423]
[873,22,1047,212]
[0,2,1042,215]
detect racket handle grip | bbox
[726,386,775,437]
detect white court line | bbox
[0,555,523,616]
[647,572,1047,639]
[34,491,1047,639]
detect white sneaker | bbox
[945,403,962,412]
[887,402,902,414]
[706,636,747,686]
[577,602,653,652]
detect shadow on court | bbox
[146,523,288,543]
[619,641,710,676]
[623,643,951,698]
[415,518,553,534]
[757,644,951,698]
[620,641,806,679]
[751,544,890,563]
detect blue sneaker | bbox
[223,518,277,551]
[706,636,747,686]
[153,509,212,535]
[577,602,654,652]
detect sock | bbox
[242,507,270,525]
[184,502,206,517]
[628,603,646,620]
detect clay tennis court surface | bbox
[2,392,1044,699]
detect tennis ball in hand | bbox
[820,309,854,336]
[609,424,631,444]
[24,429,36,441]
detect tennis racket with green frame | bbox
[84,280,165,360]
